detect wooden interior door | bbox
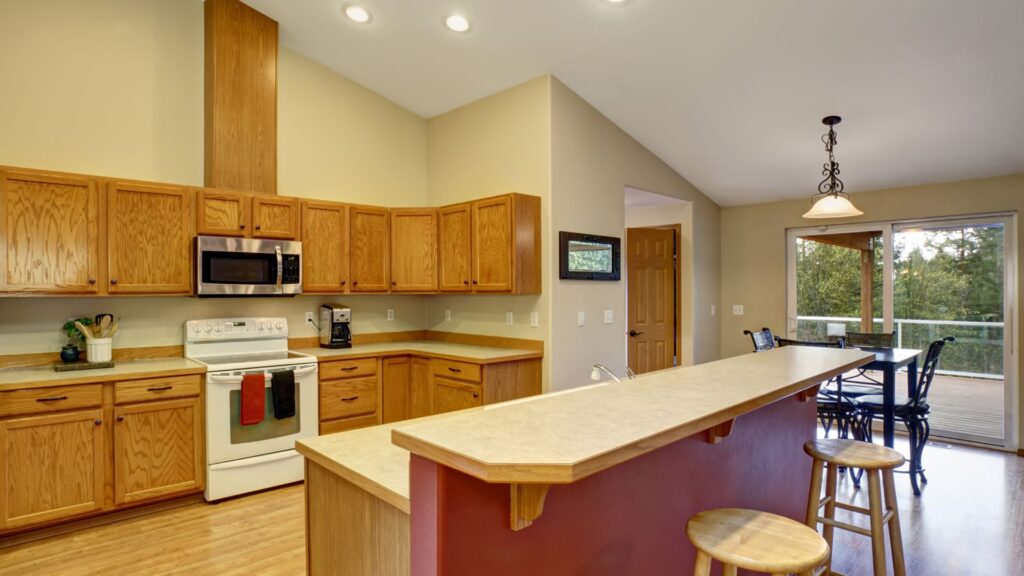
[107,181,193,294]
[0,170,100,294]
[113,398,202,505]
[382,357,411,424]
[301,200,348,293]
[471,196,512,292]
[196,189,249,237]
[390,209,437,292]
[438,203,472,292]
[349,206,389,292]
[0,409,105,529]
[252,196,299,239]
[626,227,676,374]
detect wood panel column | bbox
[205,0,278,195]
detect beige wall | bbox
[625,201,695,367]
[550,78,721,390]
[719,174,1024,445]
[424,76,553,381]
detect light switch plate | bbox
[506,311,514,325]
[578,311,586,327]
[444,309,452,322]
[604,309,613,324]
[732,305,744,316]
[530,312,539,327]
[386,308,395,321]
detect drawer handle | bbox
[341,396,359,402]
[447,367,462,373]
[36,395,69,403]
[147,385,174,392]
[340,366,359,372]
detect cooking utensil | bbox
[99,315,112,338]
[95,314,113,336]
[74,321,94,342]
[107,318,120,338]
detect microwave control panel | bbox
[282,254,300,284]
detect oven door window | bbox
[203,251,277,285]
[229,384,301,444]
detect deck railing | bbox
[796,315,1005,380]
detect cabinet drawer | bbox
[320,358,378,380]
[320,377,378,420]
[431,359,481,383]
[115,375,201,404]
[319,414,378,435]
[0,384,103,418]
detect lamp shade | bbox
[802,194,864,219]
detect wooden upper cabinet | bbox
[0,169,101,294]
[253,195,299,240]
[196,189,249,237]
[301,200,348,293]
[472,196,513,292]
[0,409,105,529]
[349,206,389,292]
[438,203,472,292]
[114,398,202,505]
[107,181,193,294]
[390,208,438,292]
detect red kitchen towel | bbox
[240,373,265,426]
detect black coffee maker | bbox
[319,305,351,349]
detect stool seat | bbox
[686,508,829,574]
[804,438,905,469]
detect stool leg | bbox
[866,470,887,576]
[883,469,907,576]
[722,565,738,576]
[693,550,712,576]
[806,458,825,527]
[823,461,838,573]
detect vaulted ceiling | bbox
[244,0,1024,206]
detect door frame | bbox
[786,212,1019,450]
[625,225,682,370]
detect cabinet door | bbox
[349,206,389,292]
[113,398,202,505]
[0,409,105,529]
[409,357,432,419]
[438,203,472,292]
[0,170,100,294]
[196,189,249,237]
[301,200,348,293]
[390,209,437,292]
[382,356,411,424]
[432,377,482,415]
[472,196,513,292]
[253,196,300,240]
[107,181,193,294]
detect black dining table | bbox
[853,347,922,448]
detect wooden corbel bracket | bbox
[510,483,551,531]
[704,418,735,444]
[797,384,822,403]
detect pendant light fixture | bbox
[803,115,863,219]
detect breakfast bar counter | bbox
[299,346,873,576]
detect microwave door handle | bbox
[275,245,283,289]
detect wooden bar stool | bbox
[804,439,906,576]
[686,508,829,576]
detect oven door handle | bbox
[207,366,316,384]
[290,365,317,378]
[275,245,283,289]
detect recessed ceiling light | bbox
[445,14,470,33]
[343,4,371,24]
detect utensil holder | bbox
[87,338,113,363]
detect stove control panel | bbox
[185,317,289,341]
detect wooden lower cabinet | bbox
[432,377,482,415]
[113,397,203,505]
[409,357,432,419]
[0,409,106,529]
[382,357,411,424]
[319,358,382,434]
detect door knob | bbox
[628,330,644,337]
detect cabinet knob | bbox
[463,280,469,285]
[472,392,479,399]
[472,280,478,285]
[116,415,124,422]
[352,281,358,286]
[88,278,96,285]
[240,224,246,230]
[255,224,262,231]
[110,279,118,285]
[94,419,103,426]
[340,281,346,286]
[391,281,396,286]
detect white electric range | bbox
[185,317,318,501]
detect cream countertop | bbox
[0,357,206,390]
[293,341,542,364]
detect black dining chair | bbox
[827,331,898,397]
[743,327,776,353]
[774,338,860,441]
[853,336,955,495]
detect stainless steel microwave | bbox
[195,236,302,297]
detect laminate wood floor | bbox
[0,442,1020,576]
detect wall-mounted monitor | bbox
[559,231,621,281]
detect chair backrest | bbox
[914,336,956,406]
[744,327,776,352]
[774,337,844,349]
[844,331,896,348]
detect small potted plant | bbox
[60,317,94,363]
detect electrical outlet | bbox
[711,305,716,317]
[305,311,315,326]
[732,305,744,316]
[386,308,395,321]
[530,312,539,327]
[506,311,514,325]
[577,311,586,327]
[444,309,452,322]
[603,309,613,324]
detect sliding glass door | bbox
[787,214,1017,448]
